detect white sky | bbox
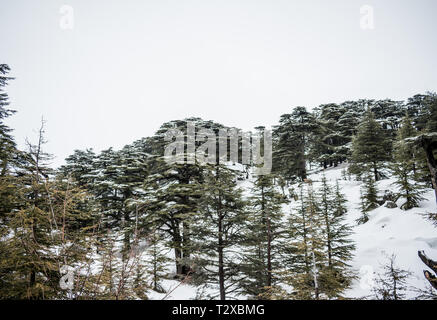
[1,0,437,167]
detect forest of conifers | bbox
[1,63,436,300]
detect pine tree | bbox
[406,94,431,131]
[318,177,355,298]
[144,229,170,293]
[373,254,412,300]
[191,165,248,300]
[350,110,391,181]
[71,144,149,264]
[311,104,349,168]
[144,160,202,277]
[59,148,96,187]
[144,118,224,277]
[273,107,317,182]
[0,64,17,176]
[0,64,18,226]
[371,99,406,138]
[358,174,379,224]
[405,93,437,204]
[392,116,426,210]
[240,174,286,298]
[425,92,437,133]
[7,122,60,299]
[90,230,119,299]
[1,121,93,299]
[288,181,325,299]
[337,101,366,139]
[286,185,311,275]
[45,175,96,299]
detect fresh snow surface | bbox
[145,164,437,300]
[309,164,437,299]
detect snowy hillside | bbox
[146,164,437,300]
[311,164,437,299]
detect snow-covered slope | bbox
[146,164,437,300]
[309,164,437,299]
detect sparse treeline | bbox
[0,64,436,299]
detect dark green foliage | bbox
[144,230,170,293]
[288,182,325,299]
[273,107,316,182]
[285,178,355,299]
[0,64,16,177]
[358,174,379,224]
[59,149,96,187]
[392,116,426,210]
[311,104,350,168]
[317,177,355,298]
[406,94,434,131]
[350,110,391,181]
[0,123,93,299]
[240,174,287,298]
[191,165,248,300]
[425,93,437,133]
[144,159,203,276]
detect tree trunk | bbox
[324,213,332,267]
[423,142,437,204]
[266,223,272,288]
[173,229,183,276]
[182,219,191,275]
[174,247,183,276]
[217,166,226,300]
[218,217,225,300]
[122,211,131,263]
[300,200,309,273]
[373,163,378,182]
[261,186,272,288]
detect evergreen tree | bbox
[288,181,325,299]
[425,92,437,133]
[240,174,286,298]
[0,64,17,176]
[144,118,229,277]
[373,254,412,300]
[0,64,19,227]
[392,116,426,210]
[144,159,202,277]
[311,104,349,168]
[371,99,406,138]
[145,229,170,293]
[7,122,60,299]
[286,185,311,275]
[406,94,432,131]
[350,110,391,181]
[358,174,379,224]
[337,101,366,139]
[191,165,248,300]
[71,144,149,263]
[318,177,355,298]
[273,107,317,182]
[405,93,437,204]
[1,122,93,299]
[59,148,96,187]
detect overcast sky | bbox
[1,0,437,167]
